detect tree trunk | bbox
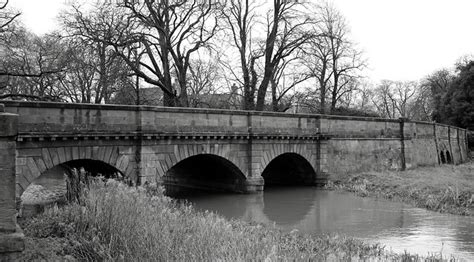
[177,73,189,107]
[271,78,278,111]
[163,91,176,107]
[319,75,326,114]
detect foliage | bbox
[433,61,474,129]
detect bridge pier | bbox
[0,105,24,260]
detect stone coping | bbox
[1,100,401,122]
[1,100,469,131]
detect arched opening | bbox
[262,153,316,188]
[20,159,122,218]
[440,151,446,164]
[446,151,452,164]
[163,154,246,196]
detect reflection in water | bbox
[177,187,474,261]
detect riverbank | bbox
[17,180,448,261]
[326,160,474,216]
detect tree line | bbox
[0,0,472,129]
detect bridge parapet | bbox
[2,101,324,138]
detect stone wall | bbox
[1,101,469,190]
[0,105,24,259]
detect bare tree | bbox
[0,0,19,36]
[111,0,220,106]
[1,30,67,100]
[303,3,365,114]
[222,0,314,111]
[187,54,223,108]
[221,0,260,110]
[370,80,418,119]
[57,39,131,104]
[0,0,64,98]
[270,54,311,111]
[254,0,314,111]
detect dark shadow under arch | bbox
[440,151,446,164]
[163,154,247,195]
[446,151,452,164]
[262,153,316,188]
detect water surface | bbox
[175,187,474,260]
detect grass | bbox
[15,180,425,261]
[326,160,474,216]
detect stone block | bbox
[57,147,66,164]
[79,146,87,159]
[0,114,18,137]
[33,157,47,173]
[26,158,40,180]
[109,147,119,166]
[0,229,24,256]
[41,148,54,169]
[63,146,72,162]
[104,147,113,164]
[49,148,60,167]
[90,146,97,160]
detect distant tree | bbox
[61,2,133,105]
[187,54,227,108]
[0,0,20,38]
[409,82,432,121]
[270,54,311,111]
[0,1,66,100]
[421,69,454,122]
[1,30,68,100]
[436,61,474,129]
[303,3,365,114]
[57,41,132,104]
[222,0,314,111]
[370,80,418,119]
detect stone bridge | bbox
[0,101,469,257]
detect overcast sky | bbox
[8,0,474,82]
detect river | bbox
[174,186,474,261]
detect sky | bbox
[7,0,474,82]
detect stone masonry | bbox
[0,100,469,257]
[0,104,24,261]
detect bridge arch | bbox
[162,153,247,194]
[262,152,317,186]
[258,143,318,187]
[16,146,132,197]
